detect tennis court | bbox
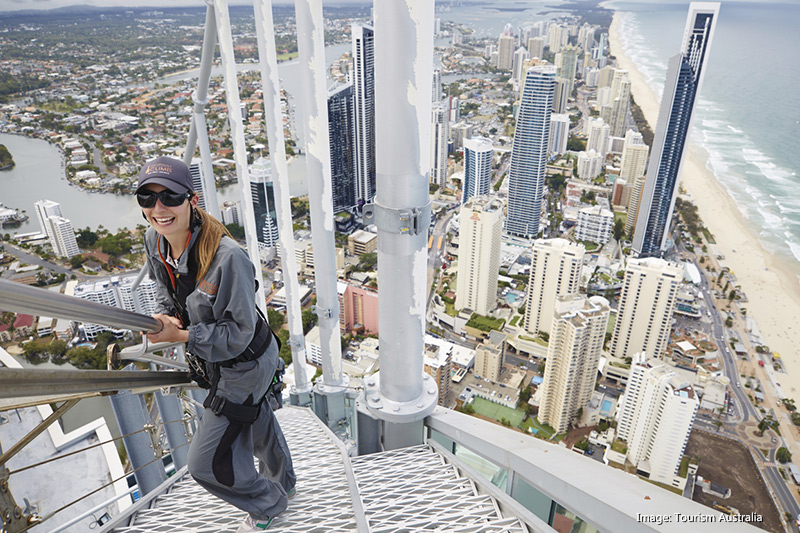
[471,397,525,426]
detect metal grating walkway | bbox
[113,406,359,532]
[112,407,528,532]
[350,445,527,533]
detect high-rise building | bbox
[559,44,580,95]
[633,3,718,257]
[220,201,240,226]
[497,34,515,71]
[352,24,376,206]
[506,65,555,238]
[462,137,493,204]
[455,196,503,316]
[445,95,461,123]
[188,158,208,210]
[586,117,610,158]
[548,24,565,55]
[597,65,615,88]
[432,69,442,102]
[450,122,474,151]
[249,157,278,257]
[423,342,452,406]
[616,353,698,486]
[619,130,649,181]
[576,150,603,180]
[524,238,584,336]
[512,47,530,82]
[626,175,648,236]
[575,205,614,244]
[73,274,159,339]
[539,295,610,433]
[552,76,569,114]
[605,70,631,137]
[327,81,357,213]
[34,199,62,244]
[610,257,683,361]
[548,113,570,155]
[474,343,503,382]
[528,36,545,60]
[47,216,79,258]
[430,103,449,189]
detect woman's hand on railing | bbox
[147,314,189,344]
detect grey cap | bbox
[137,156,192,194]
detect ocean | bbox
[609,1,800,269]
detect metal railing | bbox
[424,407,764,532]
[0,280,195,533]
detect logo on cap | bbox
[146,163,173,175]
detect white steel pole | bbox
[294,0,345,390]
[363,0,438,445]
[212,0,267,314]
[253,0,311,393]
[184,3,220,219]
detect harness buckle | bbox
[208,395,227,416]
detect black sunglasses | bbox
[137,190,191,208]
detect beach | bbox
[608,14,800,405]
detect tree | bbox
[520,385,532,403]
[460,403,475,415]
[302,308,317,334]
[500,417,511,427]
[225,223,245,240]
[777,447,792,464]
[613,218,624,242]
[267,309,286,330]
[356,252,378,272]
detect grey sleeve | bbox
[186,248,257,363]
[144,239,177,316]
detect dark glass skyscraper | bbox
[328,81,357,213]
[506,65,556,238]
[633,3,719,256]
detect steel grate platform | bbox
[112,406,359,532]
[350,445,528,533]
[112,407,528,532]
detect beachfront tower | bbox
[352,24,375,207]
[539,294,610,434]
[506,65,556,238]
[455,196,504,317]
[327,81,357,213]
[632,2,719,257]
[524,238,585,337]
[462,137,493,204]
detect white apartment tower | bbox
[512,47,530,82]
[575,205,614,244]
[497,25,515,71]
[430,103,449,189]
[524,238,585,336]
[455,197,504,316]
[616,354,698,486]
[528,36,545,60]
[586,117,611,158]
[462,137,493,204]
[539,295,610,433]
[610,257,683,361]
[620,131,650,235]
[34,199,62,244]
[576,150,604,180]
[47,216,79,258]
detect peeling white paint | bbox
[253,0,309,389]
[213,0,267,314]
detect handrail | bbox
[0,279,162,333]
[0,368,190,401]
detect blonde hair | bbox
[194,206,232,281]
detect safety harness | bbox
[156,234,283,424]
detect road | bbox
[2,240,76,277]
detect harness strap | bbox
[204,393,265,424]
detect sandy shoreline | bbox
[608,14,800,401]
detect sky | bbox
[0,0,369,13]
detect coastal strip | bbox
[608,11,800,433]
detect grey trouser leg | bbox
[187,342,295,520]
